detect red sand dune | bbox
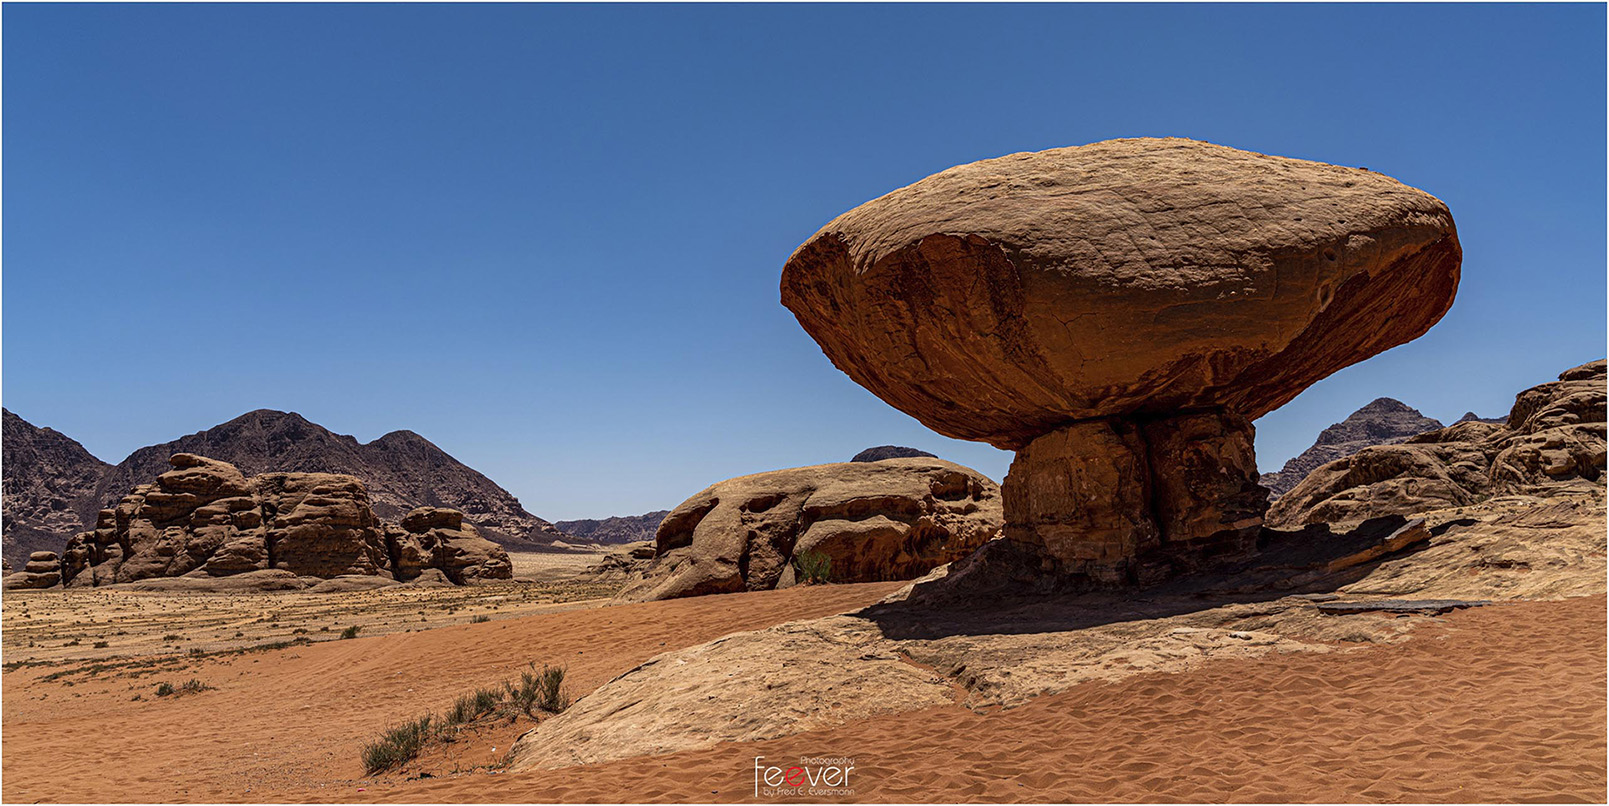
[2,585,1603,803]
[352,595,1608,804]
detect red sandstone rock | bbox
[782,139,1461,585]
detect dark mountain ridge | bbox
[554,511,670,545]
[2,409,114,562]
[2,408,562,564]
[1260,398,1445,498]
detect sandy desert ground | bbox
[1,550,612,665]
[3,573,1603,803]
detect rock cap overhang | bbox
[782,137,1461,450]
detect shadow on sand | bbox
[860,514,1469,640]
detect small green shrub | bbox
[340,625,362,640]
[535,665,569,712]
[471,615,491,624]
[794,550,833,585]
[94,641,109,649]
[155,679,212,697]
[362,716,435,774]
[162,634,181,643]
[359,663,573,775]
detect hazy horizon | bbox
[5,4,1604,521]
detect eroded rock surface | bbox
[782,138,1461,449]
[781,138,1461,585]
[384,507,512,584]
[618,458,1002,601]
[2,551,62,590]
[60,454,509,588]
[89,409,564,547]
[509,363,1603,774]
[510,486,1605,772]
[1269,360,1606,528]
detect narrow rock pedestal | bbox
[1003,409,1268,586]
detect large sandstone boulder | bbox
[1269,360,1606,528]
[618,458,1002,601]
[384,506,512,584]
[782,138,1460,587]
[61,454,509,588]
[2,550,61,590]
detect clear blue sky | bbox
[5,3,1604,521]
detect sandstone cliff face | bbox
[60,454,510,588]
[618,458,1003,601]
[1,409,112,566]
[89,409,562,547]
[1260,399,1445,498]
[554,511,669,545]
[1268,360,1606,527]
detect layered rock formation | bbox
[90,409,563,547]
[1260,398,1445,498]
[2,551,63,590]
[1269,360,1606,528]
[782,138,1461,587]
[1,409,112,565]
[851,445,937,462]
[582,541,657,582]
[385,507,514,584]
[60,454,510,588]
[554,511,669,545]
[619,458,1002,601]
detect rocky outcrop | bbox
[554,511,669,545]
[384,507,512,584]
[1260,399,1445,498]
[1,409,112,566]
[61,454,510,588]
[512,485,1606,771]
[581,541,657,582]
[1455,412,1507,426]
[782,138,1461,587]
[89,409,563,547]
[1268,360,1606,528]
[618,458,1003,601]
[851,445,937,462]
[2,551,63,590]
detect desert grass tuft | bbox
[155,678,213,697]
[359,663,572,774]
[362,716,435,775]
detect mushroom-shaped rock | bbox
[782,138,1460,585]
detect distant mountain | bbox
[1455,411,1508,425]
[2,409,112,563]
[1260,398,1444,499]
[851,445,937,462]
[1,408,563,564]
[556,511,669,545]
